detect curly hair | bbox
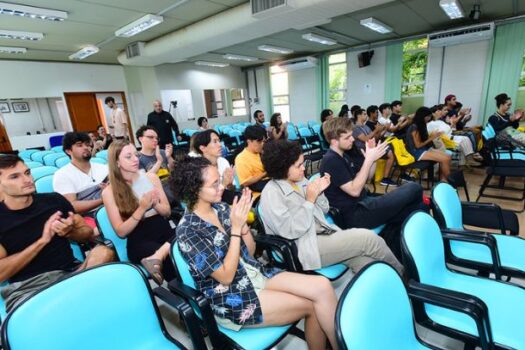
[261,140,302,180]
[169,156,211,211]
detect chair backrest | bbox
[24,161,43,169]
[55,156,71,168]
[402,212,447,285]
[298,127,313,137]
[18,149,38,159]
[287,125,299,141]
[95,150,108,160]
[43,153,66,166]
[50,145,64,153]
[482,124,496,140]
[336,262,419,349]
[308,121,320,128]
[432,183,463,230]
[2,263,170,350]
[90,157,107,165]
[31,151,54,163]
[95,207,128,261]
[30,166,58,181]
[35,175,54,193]
[172,243,197,289]
[49,135,64,148]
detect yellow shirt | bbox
[235,148,266,198]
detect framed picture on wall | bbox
[0,102,10,113]
[12,102,29,113]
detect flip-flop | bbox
[141,258,164,285]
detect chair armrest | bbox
[461,202,505,235]
[167,280,224,350]
[407,281,493,349]
[153,287,207,350]
[441,229,502,279]
[255,235,302,272]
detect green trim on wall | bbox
[384,43,403,102]
[479,20,525,124]
[316,55,329,114]
[264,66,273,116]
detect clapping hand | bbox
[51,211,75,237]
[40,211,62,244]
[165,143,173,158]
[230,188,254,231]
[361,139,388,162]
[222,166,234,187]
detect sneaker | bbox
[401,174,415,183]
[380,178,398,187]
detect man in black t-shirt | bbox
[319,118,427,257]
[147,100,182,148]
[389,100,411,138]
[0,155,114,312]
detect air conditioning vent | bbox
[251,0,293,18]
[428,23,494,47]
[277,56,318,71]
[125,41,145,59]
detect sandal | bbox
[141,258,164,286]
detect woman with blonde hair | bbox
[102,140,175,285]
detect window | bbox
[401,38,428,96]
[517,50,525,109]
[231,88,247,116]
[328,52,347,112]
[520,50,525,88]
[270,65,290,121]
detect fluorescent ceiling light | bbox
[195,61,230,68]
[69,45,99,60]
[258,45,294,54]
[0,46,26,53]
[0,30,43,41]
[439,0,464,19]
[301,33,337,46]
[223,54,258,62]
[360,17,393,34]
[0,2,67,21]
[115,14,163,38]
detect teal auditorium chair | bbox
[30,166,57,181]
[169,243,303,350]
[30,150,54,163]
[432,182,525,280]
[482,123,525,161]
[95,207,128,262]
[1,263,206,350]
[402,211,525,349]
[90,157,107,165]
[43,152,66,166]
[95,150,108,160]
[34,175,54,193]
[55,156,70,168]
[24,161,42,169]
[17,149,38,160]
[335,262,493,350]
[50,145,64,153]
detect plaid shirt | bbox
[176,203,281,326]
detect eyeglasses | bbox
[206,181,223,191]
[143,135,159,140]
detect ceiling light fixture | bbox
[195,61,230,68]
[223,54,259,62]
[0,30,43,41]
[359,17,393,34]
[439,0,465,19]
[69,45,99,60]
[257,45,294,54]
[0,2,67,21]
[301,33,337,46]
[115,14,163,38]
[0,46,26,54]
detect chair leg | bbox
[476,173,492,202]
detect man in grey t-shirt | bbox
[136,125,174,174]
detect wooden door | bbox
[0,114,12,152]
[64,93,102,132]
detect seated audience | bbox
[319,118,426,256]
[488,93,525,146]
[88,131,101,156]
[0,155,114,312]
[365,105,380,131]
[136,125,174,175]
[350,105,361,121]
[96,125,113,150]
[389,100,411,139]
[405,107,451,181]
[378,103,394,137]
[53,132,108,217]
[171,156,339,349]
[353,108,396,186]
[102,141,175,285]
[269,112,288,140]
[428,104,481,166]
[320,109,334,147]
[259,140,403,275]
[235,125,269,195]
[338,104,349,118]
[198,117,209,131]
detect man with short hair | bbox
[105,96,128,140]
[0,155,114,312]
[389,100,411,139]
[136,125,174,174]
[96,125,113,150]
[253,110,265,127]
[146,100,181,149]
[319,118,426,257]
[235,125,269,195]
[53,132,108,216]
[378,103,393,137]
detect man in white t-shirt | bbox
[105,96,128,140]
[378,103,394,137]
[53,132,108,216]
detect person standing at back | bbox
[105,96,129,141]
[147,100,182,149]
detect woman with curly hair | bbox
[259,139,403,274]
[269,112,288,140]
[170,156,339,350]
[102,140,175,285]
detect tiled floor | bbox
[158,167,524,349]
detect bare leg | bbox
[147,242,171,262]
[384,150,395,178]
[420,149,451,181]
[77,245,115,270]
[263,272,338,350]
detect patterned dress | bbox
[176,203,282,327]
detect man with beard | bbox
[53,132,108,217]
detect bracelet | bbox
[230,234,242,238]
